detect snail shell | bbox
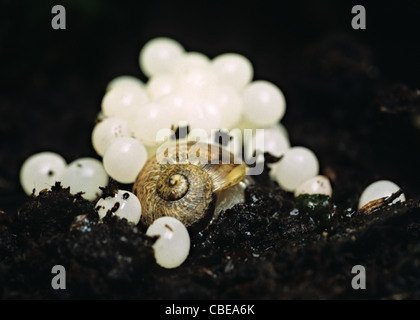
[133,141,247,229]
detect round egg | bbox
[20,152,67,195]
[61,158,108,201]
[146,216,190,269]
[96,190,141,224]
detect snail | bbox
[132,141,247,230]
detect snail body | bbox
[133,141,247,229]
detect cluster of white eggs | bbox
[93,36,287,184]
[20,151,108,201]
[241,113,331,196]
[20,151,188,268]
[94,37,330,199]
[19,37,407,269]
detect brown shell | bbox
[133,141,247,228]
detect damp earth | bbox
[1,1,420,299]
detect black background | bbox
[1,0,420,212]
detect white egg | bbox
[20,152,67,195]
[131,102,174,146]
[103,137,148,184]
[186,98,222,134]
[242,80,286,127]
[96,190,141,224]
[294,175,332,197]
[61,158,108,201]
[106,75,144,92]
[158,92,193,125]
[235,114,259,135]
[91,117,131,156]
[358,180,406,209]
[146,73,176,101]
[175,65,219,98]
[206,85,243,129]
[272,146,319,192]
[212,53,253,91]
[171,51,210,75]
[139,37,185,77]
[275,122,289,141]
[101,86,149,122]
[146,216,190,269]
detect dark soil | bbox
[1,0,420,299]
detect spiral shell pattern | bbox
[133,141,247,228]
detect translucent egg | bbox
[106,75,144,92]
[206,85,243,129]
[242,80,286,127]
[146,216,190,269]
[146,73,176,101]
[171,51,210,75]
[186,98,222,134]
[235,114,259,134]
[20,152,67,195]
[131,102,174,146]
[139,37,185,77]
[175,65,219,98]
[263,125,290,157]
[158,92,192,125]
[91,117,131,156]
[103,137,148,184]
[101,86,149,122]
[96,190,141,224]
[294,175,332,197]
[275,122,289,141]
[212,53,253,91]
[272,146,319,192]
[61,158,108,201]
[358,180,406,209]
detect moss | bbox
[295,194,335,229]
